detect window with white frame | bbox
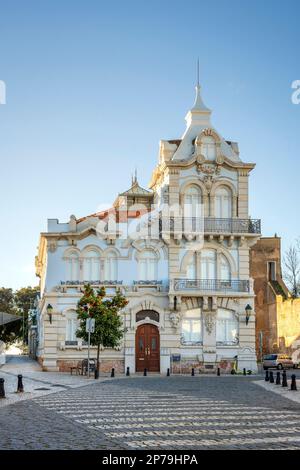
[104,252,118,280]
[183,185,202,219]
[201,249,216,279]
[186,252,197,278]
[83,249,101,281]
[201,135,216,161]
[216,309,238,345]
[67,251,79,281]
[138,249,158,281]
[66,311,79,344]
[220,254,231,282]
[215,186,232,218]
[181,308,202,344]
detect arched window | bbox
[201,249,216,280]
[216,309,238,345]
[215,186,232,218]
[104,252,117,280]
[201,136,216,161]
[184,185,202,219]
[83,250,100,281]
[181,308,202,344]
[65,310,79,344]
[67,251,79,281]
[220,254,231,281]
[138,249,158,281]
[186,252,197,279]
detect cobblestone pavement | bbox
[0,355,110,408]
[1,376,300,449]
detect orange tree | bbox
[76,284,128,375]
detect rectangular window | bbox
[268,261,276,281]
[105,258,117,280]
[216,318,238,344]
[66,319,78,342]
[181,311,202,344]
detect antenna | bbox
[197,58,200,86]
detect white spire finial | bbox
[184,63,211,128]
[132,168,138,186]
[190,62,210,113]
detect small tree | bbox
[76,284,128,374]
[283,245,300,297]
[15,286,40,344]
[0,287,19,345]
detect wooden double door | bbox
[135,324,160,372]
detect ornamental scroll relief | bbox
[169,311,181,330]
[203,311,216,335]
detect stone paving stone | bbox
[1,376,300,450]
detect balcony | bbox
[159,217,261,235]
[173,279,250,293]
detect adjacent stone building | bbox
[35,81,261,374]
[250,236,300,361]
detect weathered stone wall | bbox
[276,296,300,352]
[250,237,300,358]
[171,358,235,374]
[57,359,125,373]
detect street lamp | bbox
[46,304,53,324]
[245,304,252,325]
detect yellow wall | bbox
[276,295,300,349]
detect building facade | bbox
[35,82,261,373]
[250,236,300,361]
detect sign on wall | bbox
[86,318,95,333]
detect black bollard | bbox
[0,378,5,399]
[191,368,195,376]
[167,368,170,376]
[94,368,99,379]
[126,366,130,377]
[111,368,115,378]
[217,367,220,376]
[243,368,246,376]
[143,368,147,376]
[269,371,274,383]
[276,371,281,385]
[265,369,269,381]
[17,374,24,393]
[282,370,288,387]
[291,374,297,391]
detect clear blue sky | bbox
[0,0,299,289]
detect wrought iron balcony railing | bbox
[173,278,250,293]
[60,280,123,286]
[159,217,261,234]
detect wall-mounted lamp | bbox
[47,304,53,324]
[245,304,252,325]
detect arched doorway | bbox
[135,324,160,372]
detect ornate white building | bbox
[35,81,261,374]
